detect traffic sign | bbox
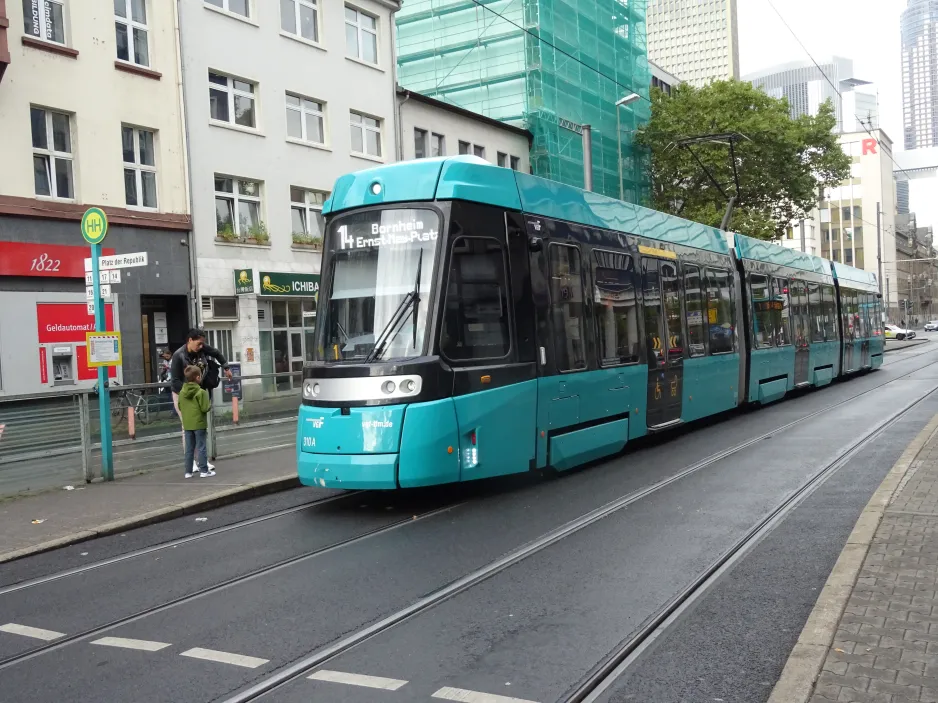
[87,302,95,315]
[86,284,112,299]
[86,331,122,367]
[84,251,148,271]
[80,208,108,244]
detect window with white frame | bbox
[122,126,157,209]
[31,107,73,199]
[281,0,318,42]
[215,176,263,240]
[115,0,149,67]
[414,128,427,159]
[22,0,66,44]
[290,187,327,241]
[209,72,256,128]
[350,111,381,157]
[345,6,377,64]
[205,0,250,18]
[431,133,444,157]
[286,93,324,144]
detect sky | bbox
[736,0,938,228]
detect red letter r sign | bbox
[862,138,878,155]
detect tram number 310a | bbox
[30,253,62,272]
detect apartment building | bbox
[0,0,191,395]
[178,0,400,387]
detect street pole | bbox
[876,201,883,298]
[582,125,592,192]
[616,109,623,201]
[800,219,806,254]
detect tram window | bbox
[440,236,511,361]
[843,289,858,340]
[642,258,665,369]
[750,274,773,349]
[706,268,735,354]
[772,277,792,346]
[807,282,824,343]
[591,250,639,365]
[821,285,837,340]
[661,261,683,359]
[683,264,706,357]
[861,293,872,338]
[549,243,587,371]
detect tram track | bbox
[565,387,938,703]
[1,351,934,689]
[216,361,938,703]
[0,499,462,671]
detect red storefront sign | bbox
[37,303,115,343]
[0,242,115,279]
[39,347,48,384]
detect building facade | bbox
[178,0,400,389]
[650,60,681,97]
[645,0,739,88]
[397,88,530,169]
[0,0,192,396]
[744,57,877,133]
[902,0,938,150]
[895,213,938,323]
[395,0,651,202]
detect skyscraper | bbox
[396,0,651,202]
[645,0,740,88]
[744,57,876,132]
[902,0,938,149]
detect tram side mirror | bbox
[528,236,543,253]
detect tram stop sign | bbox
[81,207,108,244]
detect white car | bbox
[885,324,916,340]
[925,320,938,332]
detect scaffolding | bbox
[396,0,651,203]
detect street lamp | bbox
[616,93,641,201]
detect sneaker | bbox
[184,472,194,479]
[193,461,216,472]
[199,470,216,478]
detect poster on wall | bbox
[153,312,168,344]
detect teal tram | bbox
[296,156,884,489]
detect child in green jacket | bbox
[179,365,215,478]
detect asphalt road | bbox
[1,347,937,703]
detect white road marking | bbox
[308,669,408,690]
[433,687,541,703]
[90,636,171,651]
[180,647,269,669]
[0,623,65,641]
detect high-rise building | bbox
[645,0,739,88]
[897,179,911,215]
[396,0,652,202]
[902,0,938,149]
[744,57,876,132]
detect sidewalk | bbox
[0,447,298,563]
[770,413,938,703]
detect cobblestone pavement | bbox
[811,437,938,703]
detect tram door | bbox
[792,280,811,386]
[860,293,871,367]
[643,257,684,428]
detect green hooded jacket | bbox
[179,381,210,430]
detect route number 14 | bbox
[30,253,61,272]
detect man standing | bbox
[170,329,232,473]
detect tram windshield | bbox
[316,208,440,362]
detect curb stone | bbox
[766,411,938,703]
[0,475,300,565]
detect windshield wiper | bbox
[365,251,424,364]
[411,249,423,349]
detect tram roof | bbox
[831,260,880,292]
[731,232,832,276]
[324,156,730,255]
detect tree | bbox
[635,80,851,241]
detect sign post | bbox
[81,207,113,481]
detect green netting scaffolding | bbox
[396,0,651,203]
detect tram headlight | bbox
[303,381,320,398]
[401,379,416,394]
[382,380,396,394]
[312,383,320,396]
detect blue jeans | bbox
[184,429,207,474]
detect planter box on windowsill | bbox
[215,236,271,248]
[291,243,323,252]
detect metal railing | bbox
[0,371,303,499]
